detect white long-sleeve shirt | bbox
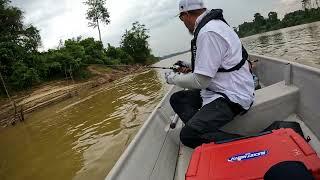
[173,10,255,109]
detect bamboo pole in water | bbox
[0,72,18,123]
[0,72,12,103]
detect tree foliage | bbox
[84,0,110,42]
[80,38,107,64]
[0,1,157,94]
[0,0,42,91]
[121,22,151,64]
[237,8,320,37]
[106,44,134,64]
[0,0,108,91]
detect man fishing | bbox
[165,0,255,148]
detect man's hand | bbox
[164,72,176,85]
[176,67,192,73]
[174,61,192,74]
[174,60,190,68]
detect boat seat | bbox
[220,81,299,136]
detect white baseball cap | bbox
[178,0,206,13]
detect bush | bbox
[0,0,159,92]
[109,59,121,65]
[120,22,151,64]
[106,44,134,64]
[9,62,40,89]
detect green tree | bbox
[267,12,279,23]
[266,12,280,30]
[22,26,42,52]
[79,37,106,64]
[253,13,266,32]
[84,0,110,42]
[61,39,86,81]
[106,44,134,64]
[237,8,320,38]
[0,0,23,42]
[0,0,42,90]
[120,22,151,64]
[9,61,40,89]
[238,21,255,37]
[0,0,161,92]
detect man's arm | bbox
[166,72,211,89]
[165,31,228,88]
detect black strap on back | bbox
[218,46,248,72]
[191,9,249,73]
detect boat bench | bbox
[221,81,299,136]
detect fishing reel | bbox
[173,61,192,74]
[172,65,180,73]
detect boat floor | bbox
[173,114,320,180]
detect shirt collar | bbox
[194,10,210,33]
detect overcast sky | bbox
[11,0,301,56]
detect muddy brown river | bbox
[0,70,166,180]
[1,22,320,180]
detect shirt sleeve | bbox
[172,73,211,89]
[194,31,228,78]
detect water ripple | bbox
[243,22,320,68]
[0,69,165,180]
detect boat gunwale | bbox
[106,85,175,179]
[250,53,320,74]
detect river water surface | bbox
[0,70,166,180]
[243,21,320,68]
[1,22,320,180]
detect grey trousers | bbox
[170,90,241,148]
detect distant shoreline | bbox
[0,65,147,128]
[159,21,320,59]
[241,21,320,39]
[159,50,189,60]
[236,8,320,38]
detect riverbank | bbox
[0,65,148,128]
[237,8,320,38]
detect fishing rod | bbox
[104,65,178,71]
[148,66,184,73]
[148,66,175,70]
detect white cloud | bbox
[280,0,300,6]
[11,0,302,56]
[102,0,178,47]
[276,0,302,18]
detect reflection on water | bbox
[243,21,320,68]
[0,70,165,180]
